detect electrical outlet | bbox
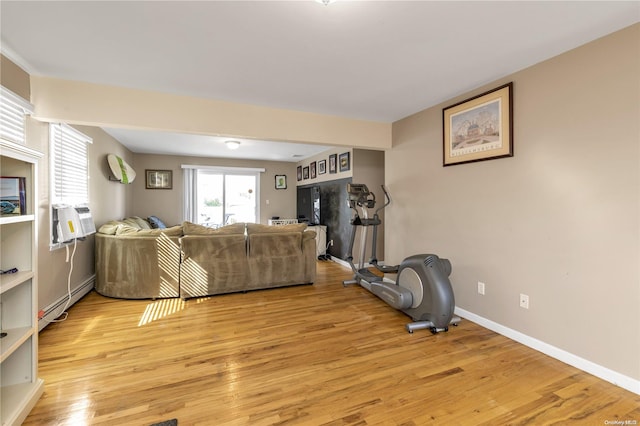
[519,293,529,309]
[329,239,334,246]
[477,281,485,295]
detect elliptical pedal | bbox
[405,316,461,334]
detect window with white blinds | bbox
[0,86,34,145]
[50,123,92,206]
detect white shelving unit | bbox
[0,140,44,426]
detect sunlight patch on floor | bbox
[138,296,212,326]
[73,316,102,345]
[138,298,186,326]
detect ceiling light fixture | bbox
[315,0,337,5]
[225,140,241,150]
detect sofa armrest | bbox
[95,233,181,299]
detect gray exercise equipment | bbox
[343,183,460,334]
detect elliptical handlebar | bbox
[345,183,392,218]
[375,185,391,216]
[346,183,376,210]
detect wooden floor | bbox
[25,261,638,425]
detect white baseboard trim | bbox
[455,307,640,395]
[38,275,95,332]
[327,255,376,270]
[328,256,351,269]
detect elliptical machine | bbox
[343,183,460,334]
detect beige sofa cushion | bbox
[247,231,309,288]
[98,220,123,235]
[115,224,183,236]
[132,216,152,229]
[249,232,302,257]
[98,216,153,234]
[182,221,246,235]
[246,223,316,243]
[121,216,152,229]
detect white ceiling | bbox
[2,1,638,161]
[102,127,333,162]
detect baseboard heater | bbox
[38,275,95,331]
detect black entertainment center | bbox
[296,186,320,225]
[296,178,353,260]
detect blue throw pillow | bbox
[147,216,167,229]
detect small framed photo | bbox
[329,154,337,174]
[318,159,326,175]
[443,82,513,166]
[275,174,287,189]
[310,161,317,179]
[297,166,302,181]
[145,170,173,189]
[303,166,309,180]
[1,176,26,215]
[339,152,350,172]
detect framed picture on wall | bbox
[443,82,513,166]
[145,170,173,189]
[318,159,326,175]
[339,152,350,172]
[275,174,287,189]
[303,166,309,180]
[310,161,317,179]
[0,176,26,215]
[329,154,337,174]
[297,166,302,181]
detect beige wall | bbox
[130,154,298,225]
[77,125,135,228]
[1,54,30,100]
[353,149,385,261]
[33,123,133,310]
[387,24,639,381]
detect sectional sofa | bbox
[95,218,317,299]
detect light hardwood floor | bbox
[25,260,638,425]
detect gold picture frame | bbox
[443,82,513,166]
[145,169,173,189]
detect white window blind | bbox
[0,86,34,145]
[50,123,92,206]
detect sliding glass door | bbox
[195,170,258,228]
